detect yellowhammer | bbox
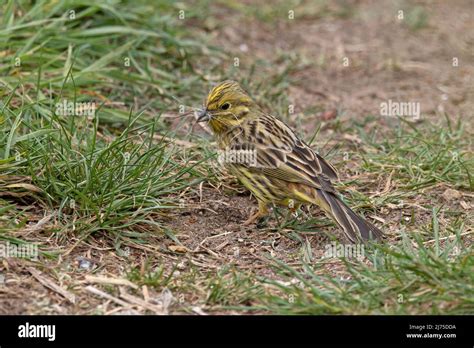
[197,80,383,243]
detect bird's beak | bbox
[196,108,210,122]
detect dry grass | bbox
[0,0,473,315]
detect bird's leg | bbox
[243,201,269,226]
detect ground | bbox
[0,0,473,315]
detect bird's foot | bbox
[243,210,261,226]
[243,202,269,226]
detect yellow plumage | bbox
[197,80,383,243]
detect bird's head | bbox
[197,80,257,134]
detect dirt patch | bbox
[213,0,473,126]
[1,0,472,314]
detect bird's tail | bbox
[314,189,383,243]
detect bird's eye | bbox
[220,102,231,110]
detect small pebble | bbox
[79,259,91,270]
[177,261,186,270]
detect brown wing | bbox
[226,114,338,193]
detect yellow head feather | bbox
[201,81,257,134]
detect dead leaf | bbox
[342,133,362,144]
[168,245,189,253]
[386,203,398,210]
[5,183,43,192]
[441,188,462,201]
[84,275,138,289]
[191,306,208,315]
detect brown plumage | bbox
[197,80,383,243]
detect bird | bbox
[197,80,383,243]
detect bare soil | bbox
[1,0,472,314]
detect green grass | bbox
[0,0,219,124]
[0,0,217,238]
[243,119,473,315]
[262,221,473,314]
[404,5,429,31]
[358,117,472,191]
[6,109,206,237]
[0,0,472,315]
